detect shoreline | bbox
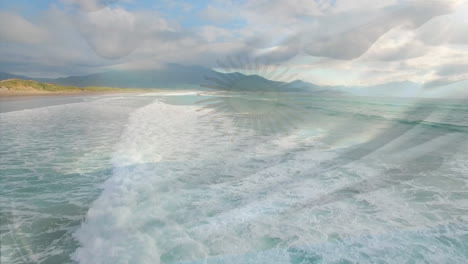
[0,90,160,113]
[0,89,204,106]
[0,90,158,97]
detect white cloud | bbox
[195,26,232,42]
[76,7,175,59]
[1,0,468,88]
[61,0,132,12]
[0,12,49,44]
[417,8,468,46]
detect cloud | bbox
[0,8,116,77]
[299,1,453,60]
[195,26,232,42]
[436,64,468,77]
[1,0,468,88]
[60,0,128,12]
[76,7,174,59]
[417,14,468,46]
[0,12,49,44]
[361,28,428,62]
[226,0,456,66]
[0,3,246,77]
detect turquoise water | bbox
[1,93,468,263]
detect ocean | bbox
[1,92,468,263]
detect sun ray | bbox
[196,56,308,142]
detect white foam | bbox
[137,91,202,97]
[71,101,227,263]
[71,100,327,263]
[71,100,468,264]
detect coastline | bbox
[0,79,178,98]
[0,91,158,113]
[0,89,161,98]
[0,90,202,113]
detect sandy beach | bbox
[0,88,160,97]
[0,90,203,113]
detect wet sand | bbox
[0,89,148,97]
[0,93,153,113]
[0,90,200,113]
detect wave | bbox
[71,100,242,263]
[303,105,468,133]
[140,91,202,96]
[71,99,327,263]
[71,99,468,264]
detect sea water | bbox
[1,93,468,263]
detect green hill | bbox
[0,79,151,95]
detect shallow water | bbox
[1,93,468,263]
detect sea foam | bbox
[71,99,468,264]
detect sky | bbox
[1,0,468,89]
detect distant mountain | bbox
[337,81,422,97]
[203,73,308,92]
[45,64,214,89]
[0,64,346,94]
[46,64,320,92]
[2,65,461,97]
[420,79,468,98]
[0,72,30,80]
[289,80,323,91]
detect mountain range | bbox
[1,63,459,97]
[0,64,344,94]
